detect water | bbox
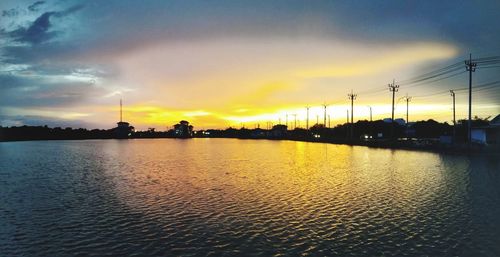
[0,139,499,256]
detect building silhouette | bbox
[471,114,500,145]
[174,120,193,138]
[115,99,134,139]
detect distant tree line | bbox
[0,117,491,142]
[196,118,490,143]
[0,126,115,141]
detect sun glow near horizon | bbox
[72,40,487,129]
[24,40,474,130]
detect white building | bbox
[471,114,500,145]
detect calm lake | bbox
[1,139,499,256]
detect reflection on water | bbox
[0,139,499,256]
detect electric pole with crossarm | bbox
[404,94,412,126]
[323,104,328,127]
[388,79,399,139]
[348,90,357,139]
[305,106,310,130]
[450,90,456,141]
[465,54,476,144]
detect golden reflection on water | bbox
[101,139,449,221]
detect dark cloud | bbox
[2,8,20,17]
[9,11,58,44]
[54,4,84,17]
[28,1,45,12]
[1,43,85,65]
[0,114,93,128]
[0,73,31,88]
[0,73,107,108]
[8,4,84,45]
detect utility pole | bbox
[348,90,357,139]
[388,79,399,139]
[404,94,412,125]
[346,109,349,139]
[404,94,412,139]
[465,54,476,144]
[120,98,123,122]
[450,90,456,141]
[367,105,373,138]
[328,114,331,128]
[306,106,310,130]
[323,104,328,127]
[316,115,319,125]
[286,113,289,130]
[293,114,297,130]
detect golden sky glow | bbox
[1,1,499,129]
[11,38,498,130]
[33,39,499,130]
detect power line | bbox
[399,66,464,86]
[347,54,500,103]
[472,84,500,93]
[412,80,500,98]
[399,70,466,89]
[477,65,500,69]
[398,62,463,84]
[306,54,497,115]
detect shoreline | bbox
[2,136,498,156]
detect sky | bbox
[1,0,499,130]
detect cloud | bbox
[2,8,20,17]
[8,4,84,45]
[28,1,45,12]
[0,114,92,128]
[0,72,109,108]
[55,4,84,17]
[9,11,57,44]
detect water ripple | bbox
[1,139,499,256]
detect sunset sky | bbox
[1,0,499,130]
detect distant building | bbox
[383,118,406,126]
[271,124,287,138]
[405,122,416,138]
[174,120,193,138]
[114,99,134,139]
[115,121,134,139]
[471,114,500,145]
[250,128,266,138]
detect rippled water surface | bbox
[1,139,500,256]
